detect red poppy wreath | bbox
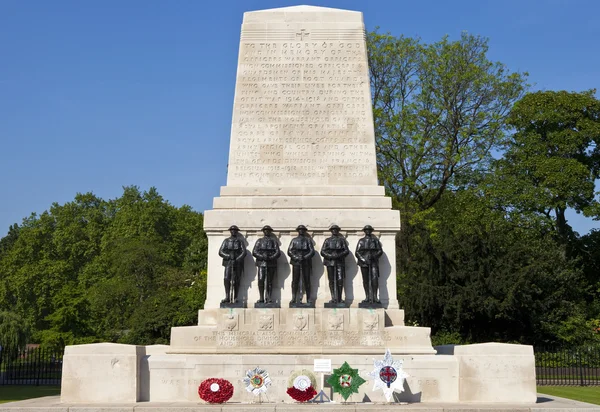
[286,369,317,402]
[198,378,234,403]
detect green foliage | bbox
[431,330,465,347]
[399,187,589,345]
[0,187,207,348]
[498,90,600,240]
[368,30,599,346]
[368,30,527,214]
[0,311,30,349]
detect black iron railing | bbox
[535,345,600,386]
[0,346,63,385]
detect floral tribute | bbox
[326,361,366,401]
[368,349,409,402]
[197,378,234,403]
[286,369,318,402]
[243,366,272,396]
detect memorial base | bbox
[324,301,349,308]
[254,301,280,309]
[288,301,315,308]
[358,301,383,309]
[220,301,246,309]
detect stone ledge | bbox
[219,186,385,197]
[1,395,599,412]
[212,196,392,210]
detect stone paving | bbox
[1,394,600,412]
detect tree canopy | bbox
[368,31,600,346]
[0,187,207,348]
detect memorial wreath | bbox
[326,361,366,401]
[197,378,234,403]
[243,366,272,395]
[286,369,317,402]
[368,349,409,402]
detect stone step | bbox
[203,209,400,231]
[220,185,386,196]
[212,195,392,210]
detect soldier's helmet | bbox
[329,224,341,231]
[296,224,307,231]
[362,225,374,232]
[261,225,273,232]
[228,225,240,232]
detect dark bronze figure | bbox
[219,225,246,304]
[321,224,349,305]
[287,224,315,305]
[356,225,383,305]
[252,225,280,304]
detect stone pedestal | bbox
[169,308,435,355]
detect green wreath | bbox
[326,361,366,401]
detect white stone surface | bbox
[169,308,434,355]
[227,5,376,187]
[61,343,144,403]
[436,343,537,403]
[219,185,385,197]
[6,393,600,411]
[147,353,458,403]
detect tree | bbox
[400,186,588,345]
[0,187,208,347]
[368,31,527,216]
[0,310,30,349]
[499,90,600,240]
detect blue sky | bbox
[1,0,599,236]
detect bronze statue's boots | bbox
[222,280,231,303]
[337,285,344,304]
[328,281,337,303]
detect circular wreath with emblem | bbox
[326,361,366,401]
[242,366,272,396]
[286,369,317,402]
[197,378,234,403]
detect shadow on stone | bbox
[392,380,422,403]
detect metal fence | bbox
[0,346,63,385]
[535,345,600,386]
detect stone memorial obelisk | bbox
[165,5,441,401]
[203,5,401,310]
[60,6,537,406]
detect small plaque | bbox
[314,359,332,373]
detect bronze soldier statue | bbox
[287,224,315,305]
[218,225,246,304]
[252,225,280,304]
[356,225,383,304]
[321,224,349,304]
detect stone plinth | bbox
[147,353,459,403]
[169,308,435,355]
[61,343,145,403]
[436,343,537,403]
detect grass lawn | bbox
[0,386,60,404]
[538,386,600,405]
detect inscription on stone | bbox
[213,330,389,347]
[228,33,378,186]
